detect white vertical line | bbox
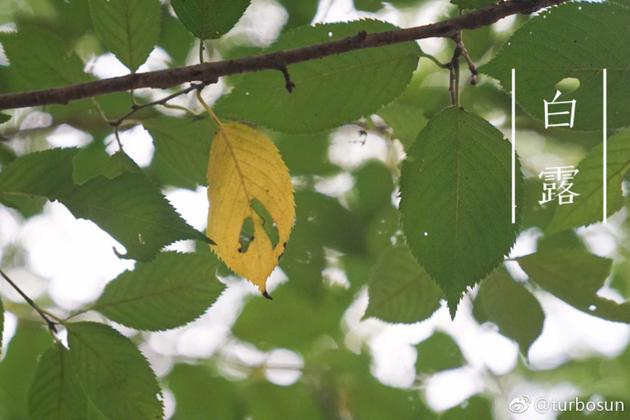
[603,68,607,223]
[511,68,516,224]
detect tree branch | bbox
[0,0,567,111]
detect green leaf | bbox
[67,322,163,420]
[399,107,521,317]
[0,148,208,261]
[167,364,243,420]
[170,0,251,39]
[451,0,495,10]
[0,323,51,419]
[0,113,10,124]
[245,382,326,420]
[274,131,335,176]
[547,131,630,233]
[473,268,544,356]
[0,26,89,89]
[232,280,354,350]
[0,299,3,358]
[216,20,420,133]
[415,331,464,374]
[72,141,110,185]
[277,0,318,30]
[93,252,224,331]
[143,116,215,187]
[365,245,443,323]
[28,345,88,420]
[518,249,630,323]
[88,0,161,71]
[378,102,427,148]
[481,2,630,130]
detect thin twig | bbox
[455,36,478,85]
[108,81,214,149]
[0,0,568,111]
[0,268,58,334]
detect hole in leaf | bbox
[238,217,254,253]
[250,199,279,249]
[554,77,580,95]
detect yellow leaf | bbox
[207,122,295,295]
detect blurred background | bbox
[1,0,629,419]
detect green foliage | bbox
[28,345,87,420]
[518,249,630,322]
[216,20,421,133]
[170,0,251,39]
[0,299,3,358]
[3,1,630,418]
[0,323,51,419]
[400,107,522,316]
[93,252,224,331]
[167,364,243,420]
[0,148,208,260]
[277,0,318,30]
[481,1,630,130]
[548,130,630,233]
[473,268,544,356]
[88,0,161,71]
[67,322,163,420]
[415,331,464,374]
[0,26,89,90]
[365,245,443,323]
[143,116,215,187]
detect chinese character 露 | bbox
[539,166,580,205]
[544,90,576,128]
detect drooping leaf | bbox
[171,0,251,39]
[473,268,545,356]
[167,364,243,420]
[547,131,630,234]
[93,252,224,331]
[143,116,215,187]
[518,249,630,323]
[207,122,295,294]
[67,322,163,420]
[399,106,521,317]
[481,1,630,130]
[415,331,464,374]
[216,20,420,133]
[0,113,10,124]
[365,245,443,324]
[0,148,208,261]
[88,0,161,71]
[0,26,89,90]
[28,345,88,420]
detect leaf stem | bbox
[0,268,59,335]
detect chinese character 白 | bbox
[539,166,580,205]
[544,90,576,128]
